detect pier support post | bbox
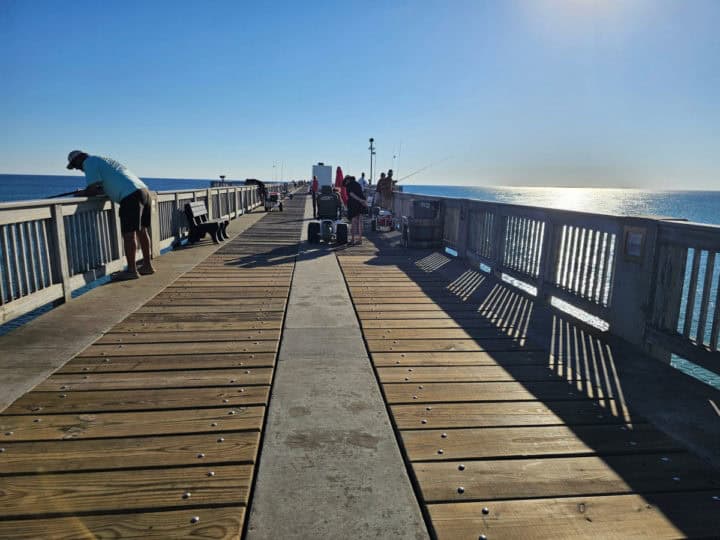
[455,199,471,259]
[173,192,181,239]
[536,219,558,302]
[607,217,663,358]
[491,206,508,280]
[110,201,124,262]
[149,191,161,258]
[50,204,71,303]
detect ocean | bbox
[2,175,718,226]
[402,184,720,226]
[1,175,719,388]
[0,174,214,203]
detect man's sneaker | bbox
[112,270,140,282]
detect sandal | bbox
[112,270,140,282]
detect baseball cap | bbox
[67,150,84,169]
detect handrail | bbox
[0,184,275,325]
[390,190,720,374]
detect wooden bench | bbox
[184,201,229,244]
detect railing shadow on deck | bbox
[356,233,720,538]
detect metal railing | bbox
[0,184,276,324]
[391,191,720,374]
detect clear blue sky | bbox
[1,0,718,188]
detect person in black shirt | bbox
[343,175,368,245]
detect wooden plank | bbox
[163,286,288,294]
[174,277,291,283]
[367,338,536,353]
[79,341,277,357]
[149,291,287,300]
[383,381,607,404]
[0,431,259,474]
[58,353,276,373]
[356,304,481,312]
[5,386,269,414]
[109,320,283,332]
[364,328,527,340]
[0,464,252,517]
[377,365,583,384]
[0,406,264,441]
[361,318,503,329]
[353,297,472,305]
[415,453,719,502]
[151,288,289,296]
[0,507,245,540]
[180,271,292,276]
[146,297,286,306]
[122,311,284,322]
[96,330,280,344]
[348,282,451,287]
[401,424,682,461]
[136,304,285,314]
[38,367,273,391]
[428,492,720,540]
[372,351,551,367]
[391,400,632,429]
[350,285,455,292]
[358,311,499,320]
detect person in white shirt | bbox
[358,172,369,196]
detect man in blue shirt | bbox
[67,150,155,280]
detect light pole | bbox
[368,138,375,185]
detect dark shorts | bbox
[119,189,151,234]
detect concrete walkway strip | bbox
[247,197,429,539]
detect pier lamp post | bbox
[368,138,375,185]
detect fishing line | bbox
[396,155,452,182]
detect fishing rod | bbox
[396,155,451,182]
[47,190,81,198]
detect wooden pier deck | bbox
[338,237,720,539]
[2,193,720,539]
[0,198,304,538]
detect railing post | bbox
[111,201,124,261]
[50,204,71,303]
[536,218,557,301]
[455,199,470,260]
[234,187,240,218]
[149,191,161,258]
[206,188,213,219]
[646,242,687,362]
[606,217,661,352]
[491,206,507,278]
[174,192,181,238]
